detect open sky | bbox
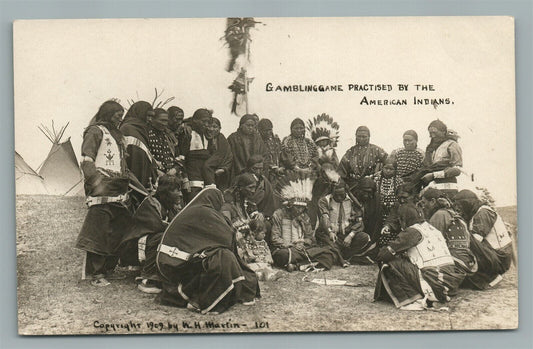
[13,16,516,205]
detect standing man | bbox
[76,100,132,287]
[178,108,213,202]
[338,126,388,190]
[120,101,157,194]
[148,108,179,176]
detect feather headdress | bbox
[306,113,340,147]
[322,164,341,184]
[275,171,316,207]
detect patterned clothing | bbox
[148,127,177,173]
[242,236,273,265]
[120,118,156,190]
[77,124,132,278]
[80,125,129,197]
[389,148,425,178]
[378,230,399,247]
[463,205,513,289]
[338,144,388,188]
[373,173,403,219]
[316,194,373,264]
[270,208,314,249]
[428,208,477,277]
[374,223,465,307]
[280,135,318,170]
[270,208,341,270]
[178,129,210,184]
[263,135,282,168]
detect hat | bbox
[306,113,340,146]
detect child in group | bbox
[239,219,281,281]
[373,160,403,242]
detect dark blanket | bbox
[156,188,260,313]
[203,133,233,189]
[251,175,278,217]
[227,130,266,182]
[119,196,168,246]
[120,118,156,188]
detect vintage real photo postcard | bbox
[14,16,517,334]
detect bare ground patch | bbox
[16,196,518,335]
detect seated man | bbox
[453,189,514,289]
[374,203,464,311]
[118,175,182,294]
[315,181,375,265]
[270,173,342,271]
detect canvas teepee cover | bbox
[15,151,48,195]
[38,122,84,196]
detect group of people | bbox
[75,99,514,314]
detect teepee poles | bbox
[38,121,70,144]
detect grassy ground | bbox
[16,196,518,335]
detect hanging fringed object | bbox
[223,17,261,72]
[228,69,254,116]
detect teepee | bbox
[15,151,48,195]
[37,122,84,196]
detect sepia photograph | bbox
[14,16,518,335]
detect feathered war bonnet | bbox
[275,171,316,207]
[306,113,340,147]
[320,162,341,184]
